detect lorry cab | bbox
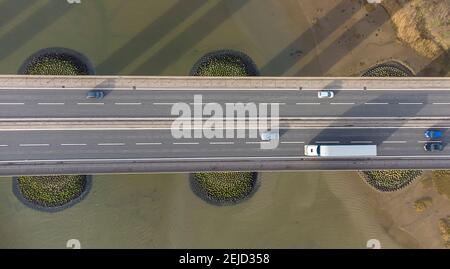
[304,145,319,156]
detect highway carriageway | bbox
[3,88,450,118]
[1,118,450,175]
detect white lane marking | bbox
[0,144,8,147]
[60,143,87,146]
[1,116,449,121]
[115,102,142,105]
[296,103,320,105]
[210,142,235,145]
[0,87,302,91]
[7,155,450,164]
[19,144,50,147]
[77,103,105,105]
[382,141,407,144]
[0,102,25,105]
[153,102,177,105]
[97,143,125,146]
[433,103,450,105]
[330,102,355,105]
[315,141,340,144]
[246,141,271,144]
[38,103,65,105]
[398,102,423,105]
[173,142,199,145]
[4,155,450,163]
[281,141,305,144]
[1,126,449,131]
[367,88,450,91]
[351,141,373,143]
[135,142,162,145]
[365,102,389,105]
[301,88,363,91]
[418,140,442,143]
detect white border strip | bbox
[2,155,450,164]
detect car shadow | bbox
[89,78,117,98]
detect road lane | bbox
[0,128,448,162]
[1,89,450,118]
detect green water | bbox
[0,172,412,248]
[0,0,318,76]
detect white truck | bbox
[304,144,377,157]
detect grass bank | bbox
[359,170,423,192]
[19,47,95,75]
[190,50,259,76]
[13,175,92,212]
[190,172,259,206]
[361,61,414,77]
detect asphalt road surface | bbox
[0,128,448,163]
[2,88,450,118]
[2,87,450,174]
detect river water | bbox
[0,0,427,248]
[0,172,411,248]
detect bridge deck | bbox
[1,75,450,175]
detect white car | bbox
[318,90,334,98]
[261,131,280,141]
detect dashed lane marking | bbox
[19,144,50,147]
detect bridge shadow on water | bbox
[293,3,404,76]
[261,1,406,76]
[129,0,249,75]
[0,0,73,61]
[260,0,365,75]
[96,0,206,74]
[417,48,450,77]
[0,0,30,29]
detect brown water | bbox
[0,172,412,248]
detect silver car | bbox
[261,131,280,141]
[318,90,334,98]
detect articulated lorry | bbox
[304,144,377,157]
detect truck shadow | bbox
[305,91,429,159]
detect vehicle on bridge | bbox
[304,144,377,157]
[424,129,443,139]
[424,142,444,152]
[261,131,279,141]
[86,90,105,100]
[317,90,334,99]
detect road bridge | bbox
[0,75,450,175]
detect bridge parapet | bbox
[0,75,449,90]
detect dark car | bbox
[86,90,105,100]
[424,129,443,139]
[424,142,444,152]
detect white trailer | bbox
[304,144,377,157]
